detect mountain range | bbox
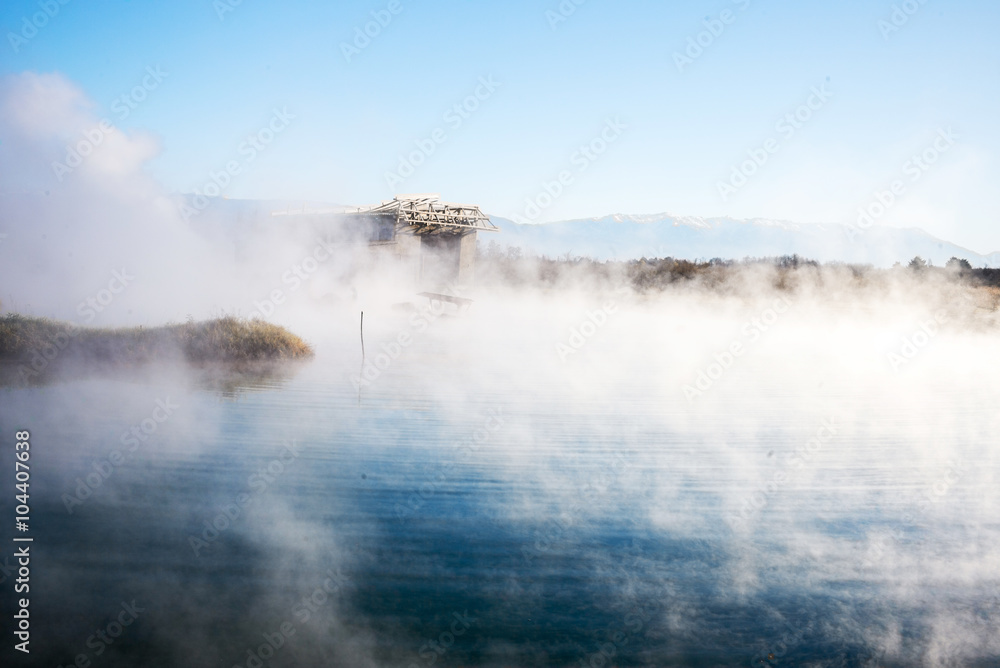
[487,213,999,268]
[172,197,1000,269]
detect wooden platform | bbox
[418,292,473,311]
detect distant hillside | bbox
[488,214,1000,268]
[175,196,1000,268]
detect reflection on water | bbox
[1,330,999,668]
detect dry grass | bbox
[0,314,313,369]
[973,286,1000,312]
[174,317,314,363]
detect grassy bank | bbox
[0,315,313,382]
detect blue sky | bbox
[2,0,999,252]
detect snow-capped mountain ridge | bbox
[488,213,999,268]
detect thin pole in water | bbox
[358,310,365,405]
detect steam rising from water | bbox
[1,72,999,667]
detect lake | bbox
[2,296,998,667]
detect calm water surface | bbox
[1,334,998,667]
